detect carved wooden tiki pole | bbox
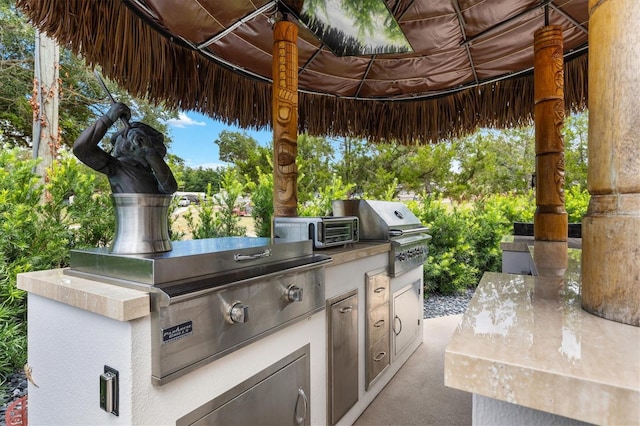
[272,20,299,217]
[582,0,640,326]
[533,25,568,242]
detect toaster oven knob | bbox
[287,285,304,302]
[229,302,249,323]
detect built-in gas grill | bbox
[65,238,331,385]
[332,200,431,277]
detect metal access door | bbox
[392,279,422,359]
[328,290,359,425]
[177,345,310,426]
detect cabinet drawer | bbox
[366,272,389,308]
[366,335,390,386]
[367,303,389,345]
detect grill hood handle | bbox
[234,248,272,261]
[389,226,430,237]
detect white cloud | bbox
[166,112,207,128]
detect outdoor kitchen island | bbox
[444,242,640,425]
[17,239,425,425]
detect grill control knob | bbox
[287,286,304,302]
[229,302,249,323]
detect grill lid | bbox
[67,237,328,286]
[332,200,427,241]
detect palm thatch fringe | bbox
[16,0,588,145]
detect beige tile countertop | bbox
[445,247,640,425]
[17,268,150,321]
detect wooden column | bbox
[272,20,298,217]
[533,25,568,242]
[582,0,640,326]
[33,30,60,182]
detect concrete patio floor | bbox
[354,314,472,426]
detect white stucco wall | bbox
[27,293,326,425]
[473,394,594,426]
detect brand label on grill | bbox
[162,321,193,343]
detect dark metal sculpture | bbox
[73,102,177,195]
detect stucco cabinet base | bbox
[17,242,424,425]
[18,269,327,425]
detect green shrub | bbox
[298,174,354,216]
[247,171,273,237]
[412,192,535,295]
[565,185,590,223]
[0,149,115,397]
[184,169,247,239]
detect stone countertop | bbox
[316,242,390,267]
[500,235,582,251]
[444,246,640,425]
[17,268,150,321]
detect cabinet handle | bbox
[393,315,403,336]
[373,287,386,294]
[373,351,387,362]
[295,387,308,425]
[373,319,385,328]
[339,306,353,313]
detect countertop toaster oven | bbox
[273,216,359,248]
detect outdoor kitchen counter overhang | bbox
[444,243,640,426]
[16,242,390,321]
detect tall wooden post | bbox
[533,25,568,243]
[582,0,640,326]
[272,20,298,218]
[32,30,60,182]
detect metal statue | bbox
[73,102,177,195]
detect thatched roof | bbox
[16,0,589,144]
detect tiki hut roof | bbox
[16,0,589,144]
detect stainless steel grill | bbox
[332,200,431,277]
[66,237,331,385]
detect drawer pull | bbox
[373,287,386,294]
[373,351,387,362]
[373,319,385,328]
[339,306,353,314]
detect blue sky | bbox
[165,111,272,169]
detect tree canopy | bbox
[0,0,175,150]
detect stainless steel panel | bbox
[366,270,389,308]
[177,345,310,426]
[366,335,390,386]
[328,290,358,425]
[393,279,422,359]
[390,234,431,277]
[68,237,316,285]
[367,303,389,345]
[365,269,390,389]
[332,200,424,240]
[152,266,326,385]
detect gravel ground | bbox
[0,289,475,424]
[423,288,475,319]
[1,370,27,425]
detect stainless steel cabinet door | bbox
[178,346,310,426]
[328,291,358,425]
[392,279,421,359]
